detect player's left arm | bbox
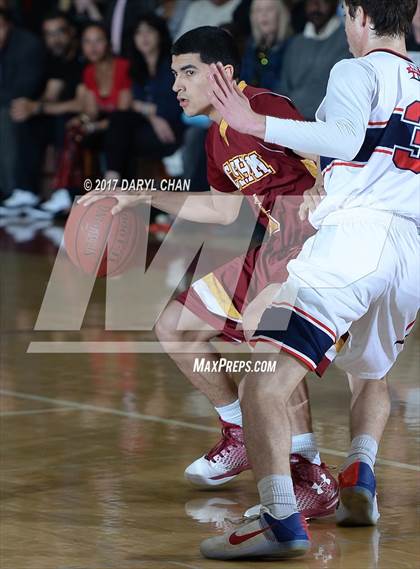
[249,91,318,173]
[250,93,317,162]
[209,60,375,161]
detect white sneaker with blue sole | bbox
[337,461,380,526]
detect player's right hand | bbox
[298,182,326,221]
[77,191,150,215]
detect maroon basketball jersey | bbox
[206,82,315,236]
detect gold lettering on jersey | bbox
[223,151,275,190]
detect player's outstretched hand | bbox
[298,181,326,221]
[208,62,266,139]
[77,191,150,215]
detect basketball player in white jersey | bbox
[200,0,419,560]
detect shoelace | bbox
[205,425,242,462]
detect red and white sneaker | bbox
[244,454,339,520]
[291,454,339,518]
[184,419,250,487]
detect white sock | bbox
[258,474,298,519]
[343,434,378,471]
[291,432,321,465]
[214,399,243,427]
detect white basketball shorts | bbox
[251,208,419,379]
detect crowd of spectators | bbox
[0,0,419,221]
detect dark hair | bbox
[130,14,172,85]
[82,22,110,42]
[43,9,73,27]
[172,26,241,79]
[0,8,12,22]
[344,0,417,37]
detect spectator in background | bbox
[0,8,45,209]
[105,0,158,56]
[277,0,350,119]
[155,0,190,39]
[52,23,132,200]
[241,0,290,90]
[3,11,84,219]
[81,23,132,113]
[289,0,308,34]
[105,14,184,182]
[176,0,241,39]
[62,0,104,30]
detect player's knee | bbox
[240,372,285,406]
[155,302,184,342]
[349,373,389,398]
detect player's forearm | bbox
[263,116,363,161]
[245,113,266,139]
[151,192,230,224]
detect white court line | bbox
[0,389,218,433]
[0,408,74,417]
[168,562,203,569]
[1,388,419,473]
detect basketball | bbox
[64,197,144,277]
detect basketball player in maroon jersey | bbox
[80,26,340,519]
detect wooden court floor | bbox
[0,230,419,569]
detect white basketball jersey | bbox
[311,50,420,227]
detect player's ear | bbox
[356,5,367,27]
[223,65,234,80]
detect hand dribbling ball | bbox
[64,197,144,277]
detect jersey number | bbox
[393,101,420,174]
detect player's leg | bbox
[155,299,250,485]
[288,379,318,460]
[244,284,319,456]
[337,374,391,526]
[240,348,307,483]
[155,299,238,405]
[348,374,391,443]
[244,285,318,456]
[201,347,312,560]
[334,213,419,528]
[243,285,338,519]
